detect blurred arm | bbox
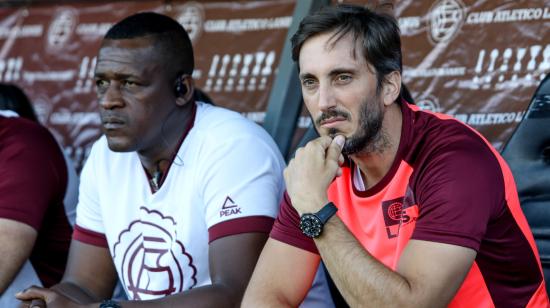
[0,218,36,294]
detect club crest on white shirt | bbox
[112,207,197,300]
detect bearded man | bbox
[243,4,549,308]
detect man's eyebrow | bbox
[94,72,136,80]
[299,72,315,80]
[328,68,358,76]
[299,68,358,80]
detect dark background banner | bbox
[0,0,548,170]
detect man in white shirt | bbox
[17,12,287,308]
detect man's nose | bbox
[99,84,124,110]
[318,82,337,111]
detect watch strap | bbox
[316,202,338,224]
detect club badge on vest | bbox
[381,188,418,239]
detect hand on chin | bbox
[285,135,345,215]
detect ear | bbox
[175,75,195,107]
[381,71,401,106]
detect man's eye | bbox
[336,75,352,83]
[95,79,109,90]
[122,80,138,87]
[302,79,316,88]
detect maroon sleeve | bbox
[270,192,319,254]
[73,224,108,248]
[0,118,67,230]
[411,128,505,252]
[208,216,275,243]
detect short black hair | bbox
[104,12,194,76]
[0,84,38,122]
[291,5,402,96]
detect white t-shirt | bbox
[75,101,286,300]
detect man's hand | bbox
[15,240,116,308]
[284,135,345,215]
[16,286,89,308]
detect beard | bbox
[315,94,388,156]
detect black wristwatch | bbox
[99,299,122,308]
[299,202,338,238]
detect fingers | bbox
[291,135,333,164]
[306,135,333,153]
[15,286,49,301]
[326,135,345,162]
[18,299,46,308]
[313,135,335,148]
[296,135,344,173]
[30,299,46,308]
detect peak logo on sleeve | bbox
[219,196,242,217]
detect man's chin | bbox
[326,130,350,141]
[105,137,134,152]
[327,127,351,138]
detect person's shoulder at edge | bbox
[0,116,59,150]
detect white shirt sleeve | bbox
[199,131,285,229]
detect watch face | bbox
[300,214,322,238]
